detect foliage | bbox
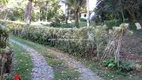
[2,21,105,58]
[118,59,135,72]
[50,22,74,28]
[103,58,117,68]
[94,25,108,59]
[2,21,132,62]
[128,22,137,30]
[22,25,96,57]
[0,7,24,21]
[50,22,62,27]
[46,0,64,22]
[80,18,87,22]
[0,20,25,36]
[102,24,133,65]
[0,24,9,48]
[0,24,12,80]
[103,58,136,72]
[65,0,86,27]
[2,21,138,73]
[8,8,24,21]
[96,0,142,23]
[104,20,121,29]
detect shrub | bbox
[0,20,26,36]
[103,58,136,72]
[22,25,98,57]
[80,18,87,22]
[0,24,13,80]
[0,24,9,48]
[50,22,62,27]
[103,58,117,68]
[0,21,109,58]
[128,22,137,30]
[104,20,121,29]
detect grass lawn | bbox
[10,35,80,80]
[9,42,32,80]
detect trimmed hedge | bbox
[23,25,97,57]
[0,20,26,35]
[0,20,107,58]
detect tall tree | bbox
[24,0,33,24]
[66,0,86,27]
[121,0,140,22]
[96,0,142,23]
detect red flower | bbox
[14,73,21,80]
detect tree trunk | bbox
[74,9,79,28]
[24,0,33,24]
[65,4,68,24]
[121,8,125,22]
[120,0,125,22]
[86,0,90,27]
[128,8,137,23]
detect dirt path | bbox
[46,48,103,80]
[10,39,54,80]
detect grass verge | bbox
[10,35,80,80]
[9,42,32,80]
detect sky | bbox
[89,0,97,11]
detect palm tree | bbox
[66,0,86,27]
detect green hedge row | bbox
[23,25,98,57]
[0,20,107,58]
[0,20,26,35]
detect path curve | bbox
[10,39,54,80]
[46,49,103,80]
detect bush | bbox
[22,25,98,57]
[50,22,62,27]
[104,20,121,29]
[80,18,87,22]
[128,22,137,30]
[103,58,136,72]
[0,21,109,58]
[0,24,9,48]
[50,22,74,28]
[0,20,26,36]
[0,8,24,21]
[118,59,135,72]
[103,58,117,68]
[0,24,13,80]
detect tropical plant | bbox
[65,0,86,27]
